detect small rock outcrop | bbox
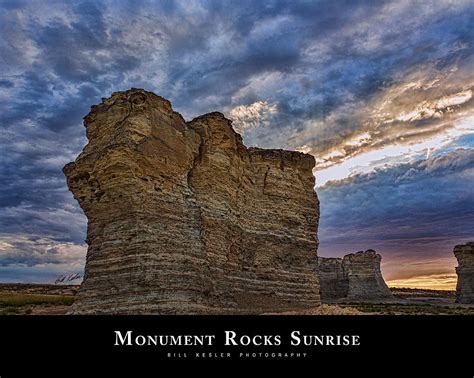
[454,242,474,304]
[318,250,393,302]
[63,88,320,314]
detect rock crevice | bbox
[64,88,320,314]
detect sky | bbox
[0,0,473,289]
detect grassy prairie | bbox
[341,302,474,315]
[0,284,472,315]
[0,292,74,315]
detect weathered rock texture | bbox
[318,257,348,300]
[318,250,393,302]
[63,88,320,314]
[454,242,474,304]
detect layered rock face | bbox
[343,250,392,300]
[454,242,474,304]
[64,88,320,314]
[318,250,393,302]
[318,258,348,300]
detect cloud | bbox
[0,203,87,244]
[306,62,474,173]
[319,148,474,227]
[314,113,474,187]
[395,89,472,122]
[0,234,86,268]
[229,101,277,135]
[251,2,474,166]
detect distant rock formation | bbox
[454,242,474,304]
[318,250,393,302]
[63,88,321,314]
[318,257,348,300]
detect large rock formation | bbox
[63,88,320,314]
[454,242,474,304]
[318,250,393,302]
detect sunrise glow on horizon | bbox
[387,273,458,291]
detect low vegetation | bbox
[341,302,474,315]
[0,285,472,315]
[0,292,74,315]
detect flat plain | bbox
[0,284,472,315]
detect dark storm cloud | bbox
[0,0,473,281]
[0,79,14,88]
